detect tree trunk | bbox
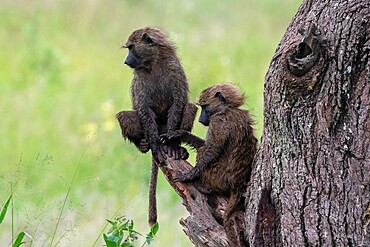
[245,0,370,246]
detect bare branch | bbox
[160,158,231,247]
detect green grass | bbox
[0,0,300,246]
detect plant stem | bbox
[50,153,83,246]
[11,182,14,246]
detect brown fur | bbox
[164,83,257,246]
[116,27,197,227]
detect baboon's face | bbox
[198,105,211,126]
[198,91,227,126]
[123,31,158,69]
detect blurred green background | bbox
[0,0,300,246]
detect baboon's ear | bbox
[142,32,154,45]
[215,92,226,104]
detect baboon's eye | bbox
[201,105,210,113]
[142,32,154,45]
[214,92,226,103]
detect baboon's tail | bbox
[148,158,158,227]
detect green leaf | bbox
[150,222,159,236]
[106,219,118,228]
[107,226,115,234]
[146,235,154,245]
[121,220,130,230]
[146,223,159,245]
[0,194,12,224]
[128,220,134,230]
[109,235,121,243]
[111,229,119,236]
[103,233,118,247]
[130,229,142,236]
[12,232,25,247]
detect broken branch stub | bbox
[160,158,231,247]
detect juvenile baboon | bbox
[163,83,257,246]
[116,27,197,226]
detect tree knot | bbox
[280,22,328,98]
[288,23,322,77]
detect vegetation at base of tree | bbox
[103,216,159,247]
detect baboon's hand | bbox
[151,143,166,165]
[161,143,179,160]
[173,171,194,183]
[161,141,188,160]
[160,130,185,143]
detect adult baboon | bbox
[163,83,257,246]
[116,27,197,226]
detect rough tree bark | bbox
[160,159,232,246]
[161,0,370,246]
[244,0,370,246]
